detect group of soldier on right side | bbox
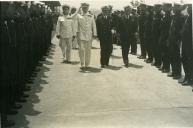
[108,2,192,86]
[138,2,192,86]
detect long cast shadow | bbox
[110,55,122,59]
[105,65,122,70]
[128,63,144,69]
[79,67,102,73]
[9,43,55,128]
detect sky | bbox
[60,0,192,10]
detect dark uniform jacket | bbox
[159,12,172,45]
[151,13,162,39]
[168,12,185,46]
[96,13,114,42]
[182,15,192,55]
[138,13,146,38]
[119,14,138,42]
[144,14,153,40]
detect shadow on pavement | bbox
[105,65,122,70]
[128,63,144,69]
[9,44,55,128]
[111,55,122,59]
[79,67,102,73]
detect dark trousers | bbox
[139,34,146,57]
[161,42,170,70]
[169,43,181,76]
[144,37,153,60]
[121,41,129,64]
[152,37,161,65]
[182,52,193,81]
[100,40,113,66]
[129,35,137,54]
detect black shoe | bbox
[162,69,170,73]
[158,67,163,71]
[145,58,153,63]
[179,78,186,84]
[173,75,182,80]
[167,72,173,77]
[66,61,72,64]
[138,55,146,59]
[2,120,15,127]
[101,65,105,68]
[156,65,161,69]
[131,52,137,55]
[80,66,85,70]
[182,80,192,86]
[151,62,156,66]
[125,63,129,68]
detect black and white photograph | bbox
[0,0,193,127]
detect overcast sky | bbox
[60,0,191,9]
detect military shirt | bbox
[56,15,76,39]
[77,12,97,41]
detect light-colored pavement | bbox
[10,36,193,128]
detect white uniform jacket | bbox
[77,13,97,41]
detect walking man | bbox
[96,6,114,68]
[77,3,97,70]
[56,5,76,63]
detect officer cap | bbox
[154,2,162,7]
[101,6,109,11]
[146,2,154,7]
[174,2,184,6]
[163,1,173,7]
[108,5,113,9]
[140,3,146,7]
[71,6,76,9]
[62,4,70,9]
[132,7,137,10]
[124,4,133,9]
[81,3,89,7]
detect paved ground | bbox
[9,36,193,128]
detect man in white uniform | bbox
[70,7,79,49]
[56,5,76,63]
[77,3,97,70]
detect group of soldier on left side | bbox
[56,2,192,87]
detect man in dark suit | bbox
[167,2,185,79]
[118,5,133,67]
[96,6,114,68]
[129,7,138,55]
[181,4,193,86]
[144,4,154,63]
[159,2,173,73]
[138,3,147,59]
[151,3,162,67]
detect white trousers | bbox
[59,38,72,61]
[79,40,92,67]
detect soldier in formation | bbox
[135,1,192,87]
[0,1,54,127]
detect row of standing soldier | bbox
[0,1,54,127]
[136,2,192,86]
[106,2,192,85]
